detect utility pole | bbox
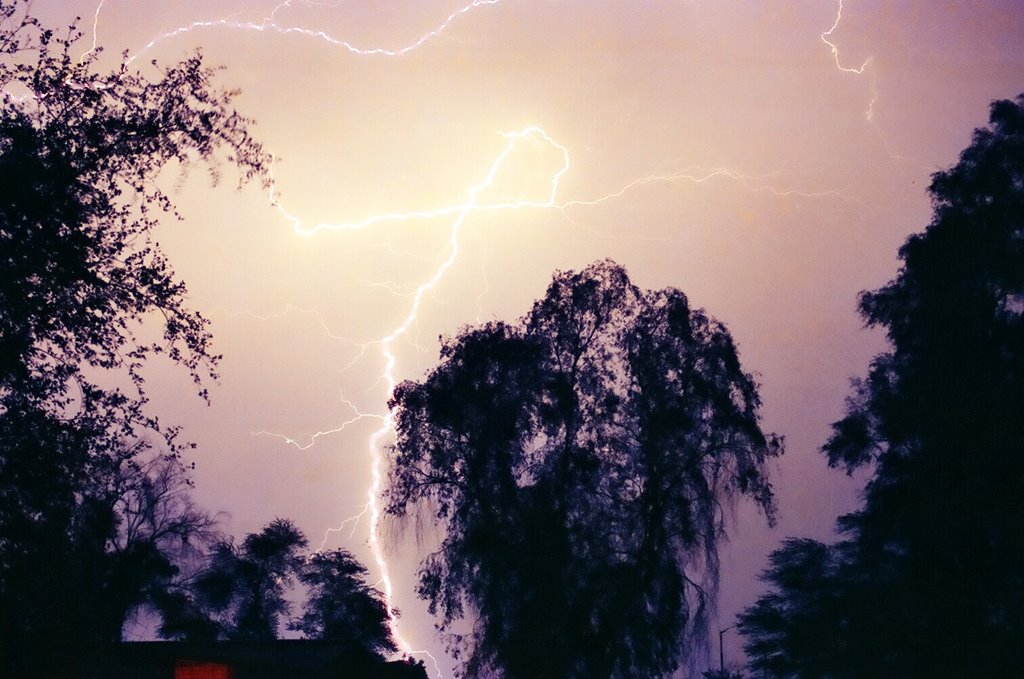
[719,625,734,676]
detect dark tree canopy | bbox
[189,518,309,641]
[161,521,399,660]
[0,1,270,673]
[737,539,848,678]
[290,548,398,656]
[739,94,1024,677]
[0,419,218,673]
[387,260,781,678]
[0,1,269,426]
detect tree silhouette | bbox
[388,260,781,678]
[739,93,1024,677]
[736,539,848,677]
[0,416,218,671]
[99,454,218,639]
[0,1,269,672]
[171,523,399,655]
[1,1,269,423]
[192,519,309,641]
[290,548,398,656]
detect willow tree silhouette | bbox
[387,260,781,678]
[0,1,270,673]
[739,94,1024,677]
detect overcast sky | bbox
[39,1,1024,674]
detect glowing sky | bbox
[36,1,1024,674]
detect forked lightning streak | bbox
[78,3,867,676]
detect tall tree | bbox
[739,93,1024,677]
[290,548,398,656]
[0,0,269,671]
[736,539,848,678]
[192,519,309,641]
[103,454,219,639]
[387,260,781,678]
[0,415,218,671]
[0,0,269,421]
[164,527,400,658]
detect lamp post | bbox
[719,625,734,676]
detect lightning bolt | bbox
[260,126,857,679]
[248,124,855,674]
[80,3,865,675]
[359,126,563,671]
[820,0,870,75]
[78,0,106,62]
[237,127,567,673]
[818,1,935,170]
[118,0,502,66]
[820,0,880,122]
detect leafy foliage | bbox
[739,94,1024,677]
[388,260,781,678]
[737,539,847,677]
[190,518,309,641]
[0,1,269,425]
[160,520,398,658]
[290,549,398,656]
[0,417,217,672]
[0,1,270,671]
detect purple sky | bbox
[37,1,1024,675]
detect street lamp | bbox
[719,625,735,676]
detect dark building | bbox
[101,640,429,679]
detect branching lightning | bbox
[282,126,571,237]
[278,145,855,238]
[119,0,502,65]
[820,0,878,122]
[252,406,380,451]
[819,0,933,170]
[78,0,106,62]
[318,502,371,549]
[820,0,869,75]
[256,127,856,678]
[80,3,867,676]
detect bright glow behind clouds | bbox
[32,1,1024,674]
